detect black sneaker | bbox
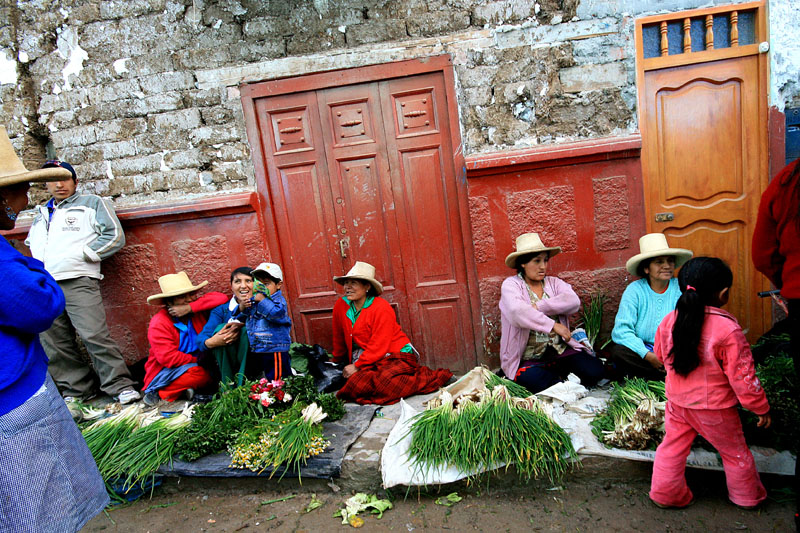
[143,391,161,407]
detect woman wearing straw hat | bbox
[500,233,605,394]
[609,233,692,380]
[331,261,453,405]
[0,126,109,529]
[143,272,227,405]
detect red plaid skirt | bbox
[336,352,453,405]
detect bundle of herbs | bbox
[590,378,666,450]
[741,351,798,451]
[407,385,576,483]
[228,402,331,480]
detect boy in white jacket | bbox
[25,160,140,404]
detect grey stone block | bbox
[347,20,408,46]
[149,108,203,131]
[140,71,196,94]
[559,63,627,93]
[51,125,98,148]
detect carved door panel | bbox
[246,68,477,371]
[637,3,769,340]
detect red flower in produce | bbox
[276,390,285,401]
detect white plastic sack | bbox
[380,399,505,488]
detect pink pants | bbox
[650,402,766,508]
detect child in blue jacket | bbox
[234,262,292,380]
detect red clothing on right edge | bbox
[655,307,769,415]
[752,158,800,298]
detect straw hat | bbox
[147,271,209,305]
[333,261,383,295]
[0,126,73,187]
[625,233,693,276]
[504,232,562,268]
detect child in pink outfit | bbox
[649,257,771,509]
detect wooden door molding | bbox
[635,2,770,339]
[240,55,482,369]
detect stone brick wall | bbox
[0,0,776,207]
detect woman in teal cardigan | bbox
[610,233,692,380]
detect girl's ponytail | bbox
[670,257,733,376]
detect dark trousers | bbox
[514,347,604,394]
[608,342,666,381]
[789,299,799,525]
[261,351,291,381]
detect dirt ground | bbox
[84,469,795,532]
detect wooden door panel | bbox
[276,163,340,297]
[381,72,476,372]
[642,53,766,340]
[398,147,459,284]
[664,221,755,334]
[656,79,744,202]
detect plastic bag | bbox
[291,343,345,393]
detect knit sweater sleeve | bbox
[751,176,783,288]
[498,276,556,334]
[612,281,650,358]
[0,244,64,334]
[535,276,581,317]
[189,291,228,314]
[196,302,228,350]
[354,299,401,368]
[719,327,770,415]
[147,311,196,369]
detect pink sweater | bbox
[499,275,585,378]
[655,307,769,415]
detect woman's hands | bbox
[756,412,772,428]
[204,323,242,348]
[343,364,358,379]
[167,303,192,318]
[551,322,571,342]
[644,351,665,372]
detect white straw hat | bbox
[147,271,209,305]
[625,233,693,276]
[0,126,73,186]
[504,232,562,268]
[333,261,383,295]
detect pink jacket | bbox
[499,275,585,378]
[655,307,769,415]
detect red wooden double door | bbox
[242,63,477,372]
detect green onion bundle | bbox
[82,405,142,474]
[407,386,576,483]
[101,410,191,492]
[590,378,666,450]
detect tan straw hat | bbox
[504,232,562,268]
[625,233,693,276]
[0,126,73,187]
[147,271,209,305]
[333,261,383,295]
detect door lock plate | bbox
[655,212,674,222]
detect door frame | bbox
[239,55,484,364]
[634,2,771,335]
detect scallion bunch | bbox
[590,378,666,450]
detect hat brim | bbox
[625,249,693,276]
[504,246,562,268]
[147,280,209,305]
[333,275,384,295]
[0,167,73,188]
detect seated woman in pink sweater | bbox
[499,233,604,394]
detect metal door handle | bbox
[339,238,348,258]
[655,212,674,222]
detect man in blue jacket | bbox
[25,161,140,404]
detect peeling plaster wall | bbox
[0,0,785,207]
[769,0,800,110]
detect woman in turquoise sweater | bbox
[610,233,692,380]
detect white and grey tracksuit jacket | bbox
[25,192,125,281]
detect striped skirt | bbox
[0,375,108,532]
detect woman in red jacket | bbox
[751,157,799,528]
[332,261,452,405]
[143,271,227,405]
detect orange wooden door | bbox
[243,62,478,372]
[637,3,770,340]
